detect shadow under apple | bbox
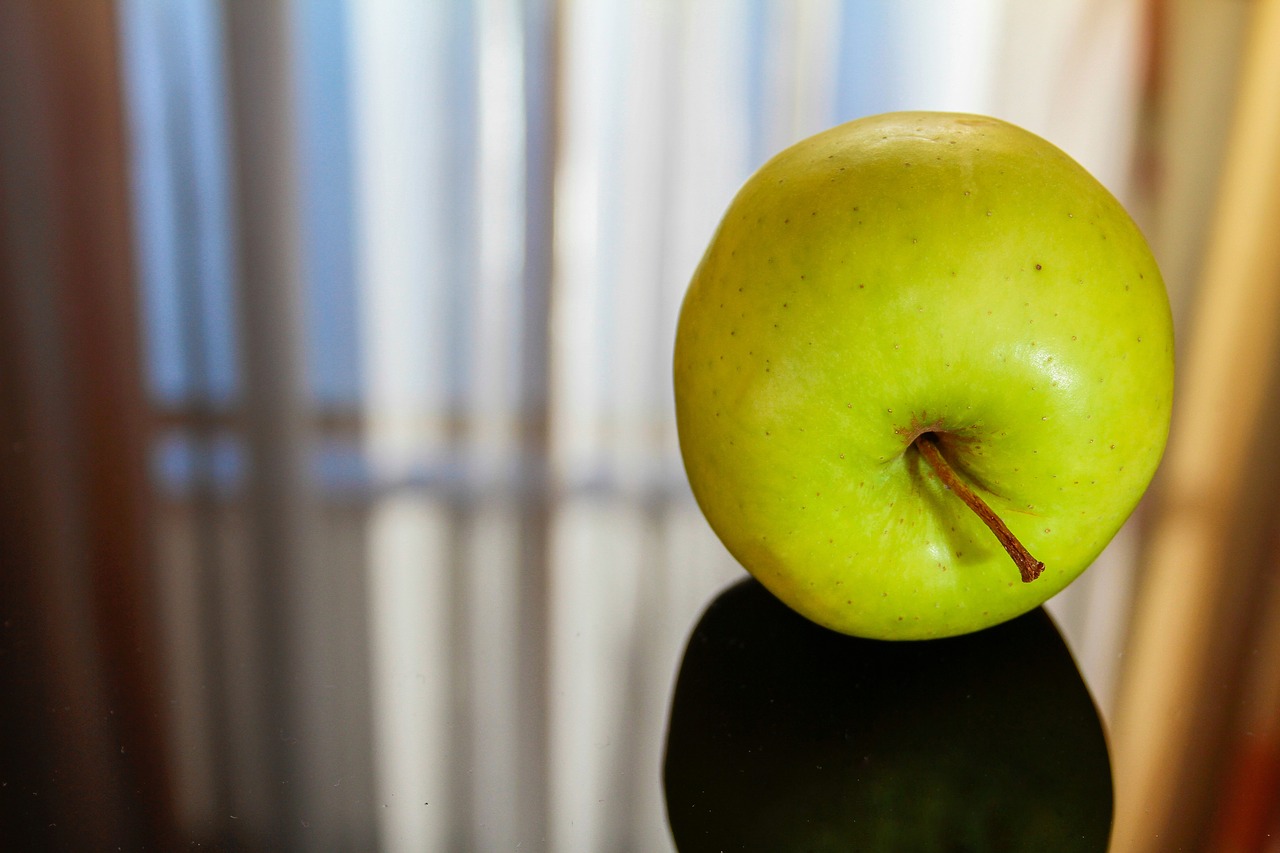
[663,579,1112,852]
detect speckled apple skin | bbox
[674,112,1174,640]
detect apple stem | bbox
[914,434,1044,583]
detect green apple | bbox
[673,112,1173,639]
[664,578,1114,851]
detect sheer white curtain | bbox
[118,1,1150,849]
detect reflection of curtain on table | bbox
[12,0,1280,850]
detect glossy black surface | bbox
[664,580,1113,852]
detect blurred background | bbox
[1,0,1279,850]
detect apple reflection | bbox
[663,579,1112,852]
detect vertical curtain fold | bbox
[0,1,175,848]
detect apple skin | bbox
[673,112,1173,639]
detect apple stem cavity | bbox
[915,434,1045,583]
